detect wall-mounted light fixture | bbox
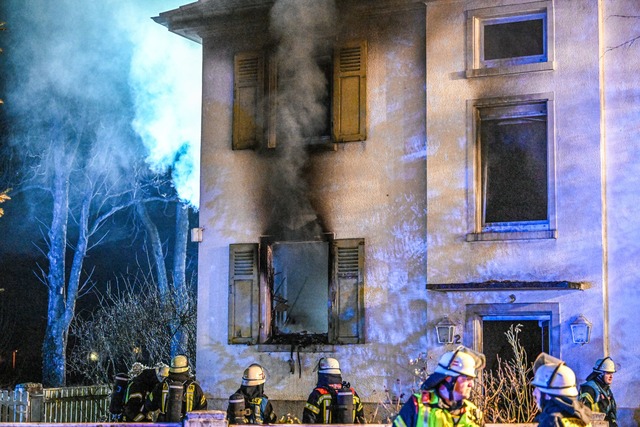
[570,314,592,345]
[435,316,456,344]
[191,227,204,243]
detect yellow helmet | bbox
[593,357,616,373]
[531,353,578,397]
[242,364,266,386]
[434,346,486,378]
[170,355,190,374]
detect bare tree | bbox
[135,199,193,357]
[69,269,196,385]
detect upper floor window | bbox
[232,41,367,150]
[466,93,556,242]
[466,1,555,78]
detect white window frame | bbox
[466,93,557,242]
[466,1,555,78]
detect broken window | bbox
[228,238,364,346]
[232,40,367,150]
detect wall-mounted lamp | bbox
[570,314,592,345]
[191,227,204,243]
[435,316,456,345]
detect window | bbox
[466,93,556,241]
[228,237,364,347]
[232,41,367,150]
[466,1,554,77]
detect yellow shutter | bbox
[333,41,367,142]
[233,52,264,150]
[330,238,365,344]
[228,243,259,344]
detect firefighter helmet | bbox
[318,357,341,375]
[156,364,170,382]
[242,364,267,386]
[170,355,190,374]
[593,357,616,373]
[434,346,486,378]
[531,353,578,397]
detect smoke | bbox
[2,0,201,208]
[266,0,337,238]
[119,2,202,208]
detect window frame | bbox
[464,303,560,359]
[466,93,557,242]
[465,1,555,78]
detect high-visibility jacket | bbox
[535,395,593,427]
[392,390,481,427]
[579,379,617,427]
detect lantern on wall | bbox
[570,315,592,345]
[435,316,456,344]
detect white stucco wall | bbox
[195,3,428,406]
[425,0,638,422]
[602,0,640,423]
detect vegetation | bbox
[68,271,197,385]
[472,324,538,424]
[0,188,9,218]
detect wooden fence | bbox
[0,383,111,423]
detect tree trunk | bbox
[42,156,70,387]
[136,202,170,299]
[171,203,190,356]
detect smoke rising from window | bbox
[266,0,337,238]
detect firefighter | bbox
[145,355,207,421]
[302,357,365,424]
[227,363,277,424]
[393,346,484,427]
[579,357,617,427]
[123,364,169,422]
[531,353,592,427]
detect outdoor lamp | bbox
[191,227,204,243]
[570,315,592,345]
[435,316,456,344]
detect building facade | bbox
[155,0,639,424]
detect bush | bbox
[472,324,539,423]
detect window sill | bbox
[256,344,336,353]
[466,60,555,78]
[427,280,587,292]
[466,229,557,242]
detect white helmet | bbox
[531,353,578,397]
[434,346,485,378]
[318,357,341,375]
[242,364,266,386]
[593,357,616,373]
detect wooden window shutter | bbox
[330,238,365,344]
[233,52,264,150]
[228,243,259,344]
[333,41,367,142]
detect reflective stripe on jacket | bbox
[393,391,481,427]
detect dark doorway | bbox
[482,319,549,373]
